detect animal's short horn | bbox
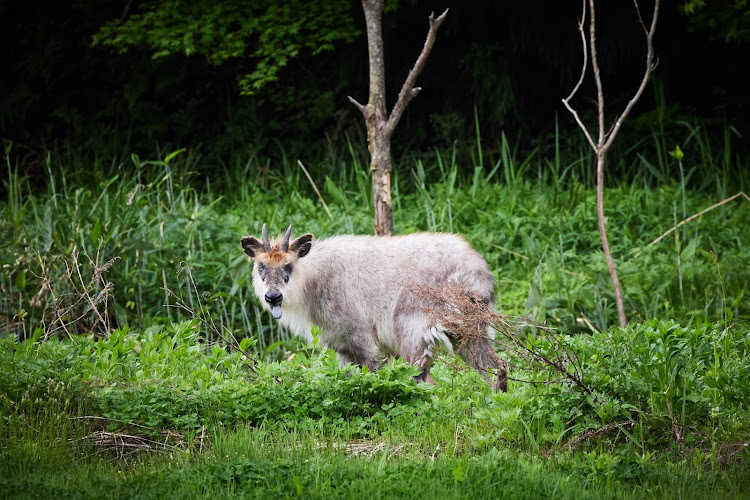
[281,225,293,252]
[261,224,271,252]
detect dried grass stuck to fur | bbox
[417,282,593,394]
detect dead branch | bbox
[602,0,660,151]
[297,159,332,218]
[82,430,188,457]
[576,316,600,334]
[347,96,366,114]
[561,420,635,451]
[483,239,530,261]
[74,246,118,335]
[561,0,596,150]
[640,191,750,252]
[384,9,449,138]
[562,0,660,328]
[416,282,593,395]
[33,245,117,340]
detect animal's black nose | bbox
[264,291,282,306]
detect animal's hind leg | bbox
[395,312,443,384]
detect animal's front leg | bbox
[335,328,380,373]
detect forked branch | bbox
[603,0,660,151]
[385,9,448,138]
[561,0,660,328]
[346,1,448,235]
[562,0,596,150]
[562,0,660,154]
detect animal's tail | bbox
[456,335,507,392]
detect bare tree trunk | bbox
[361,1,393,236]
[596,150,627,325]
[349,0,448,235]
[562,0,659,328]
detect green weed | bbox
[1,124,749,497]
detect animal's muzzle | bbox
[264,291,283,306]
[264,291,283,320]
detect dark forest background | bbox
[1,0,748,185]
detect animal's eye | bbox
[257,263,265,272]
[284,264,293,274]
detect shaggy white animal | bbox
[241,225,505,390]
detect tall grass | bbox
[3,113,750,499]
[1,119,749,344]
[4,429,748,499]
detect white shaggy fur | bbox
[241,229,503,386]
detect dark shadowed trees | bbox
[93,0,359,96]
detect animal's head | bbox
[241,224,313,320]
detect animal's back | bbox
[283,232,494,351]
[301,232,491,297]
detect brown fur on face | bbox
[261,248,293,266]
[241,229,312,262]
[241,227,313,321]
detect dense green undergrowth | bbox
[1,319,748,498]
[1,132,749,497]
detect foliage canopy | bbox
[682,0,750,42]
[93,0,360,95]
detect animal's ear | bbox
[289,233,313,259]
[241,236,264,258]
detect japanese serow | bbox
[241,225,506,391]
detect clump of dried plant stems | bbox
[166,263,259,372]
[418,281,592,394]
[25,245,118,340]
[26,246,258,371]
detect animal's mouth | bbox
[271,304,282,319]
[264,291,283,319]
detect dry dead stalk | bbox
[297,159,332,218]
[640,191,750,252]
[562,0,661,328]
[26,244,118,340]
[167,264,259,372]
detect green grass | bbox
[3,429,749,499]
[2,128,749,342]
[1,124,749,497]
[1,320,749,498]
